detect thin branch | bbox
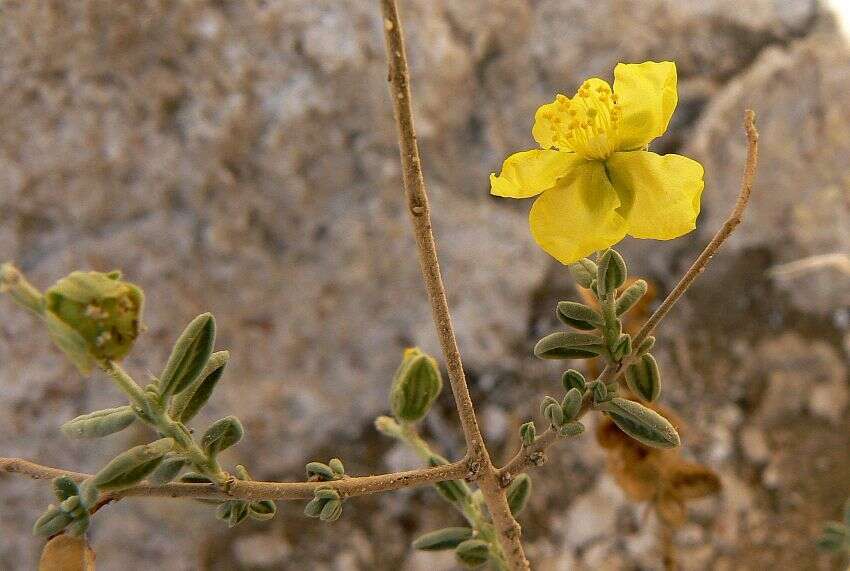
[0,457,467,502]
[379,1,528,568]
[498,110,759,481]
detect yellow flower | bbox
[490,61,704,264]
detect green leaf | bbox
[305,462,336,481]
[52,476,79,502]
[556,301,603,330]
[92,438,174,491]
[601,398,680,449]
[201,416,243,458]
[506,474,532,516]
[147,455,187,485]
[519,421,536,446]
[597,249,627,296]
[534,332,605,360]
[61,406,137,439]
[33,506,73,537]
[568,258,598,289]
[159,313,216,398]
[320,499,343,522]
[455,539,490,568]
[412,527,474,551]
[168,350,229,423]
[248,500,277,521]
[428,454,471,505]
[616,279,648,315]
[625,353,662,403]
[304,497,326,518]
[561,388,583,421]
[558,422,585,438]
[561,369,587,393]
[329,458,345,477]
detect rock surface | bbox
[1,0,848,570]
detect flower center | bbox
[545,80,621,160]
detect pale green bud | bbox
[390,347,443,422]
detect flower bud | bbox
[390,348,443,422]
[43,271,144,374]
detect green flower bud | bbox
[455,539,490,568]
[519,421,536,446]
[561,369,587,393]
[413,527,474,551]
[390,348,443,422]
[43,270,144,374]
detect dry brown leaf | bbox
[39,534,95,571]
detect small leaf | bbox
[543,402,564,427]
[33,506,73,536]
[561,369,586,393]
[506,474,532,516]
[561,388,583,421]
[616,279,648,316]
[38,534,95,571]
[519,421,536,446]
[534,332,605,360]
[625,354,662,403]
[53,477,80,502]
[428,455,471,504]
[556,301,602,331]
[611,334,632,362]
[320,499,343,522]
[597,249,627,296]
[412,527,474,551]
[600,398,680,449]
[636,336,656,357]
[229,501,249,528]
[390,347,443,422]
[248,500,277,521]
[305,462,336,481]
[61,406,137,439]
[201,417,244,458]
[159,313,216,398]
[558,422,585,438]
[329,458,345,477]
[169,350,229,423]
[304,497,326,518]
[147,455,187,485]
[92,438,174,491]
[455,539,490,568]
[568,259,598,289]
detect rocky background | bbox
[1,0,849,569]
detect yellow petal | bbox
[606,151,704,240]
[613,61,678,150]
[490,149,582,199]
[529,160,628,264]
[532,99,566,149]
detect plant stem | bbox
[0,456,468,501]
[0,263,45,316]
[103,362,223,481]
[379,1,527,568]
